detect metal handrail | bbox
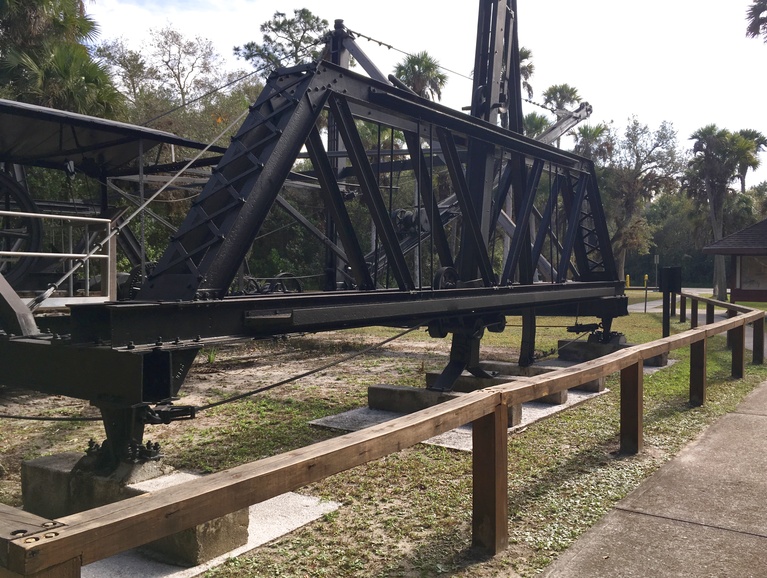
[1,209,115,302]
[0,210,111,224]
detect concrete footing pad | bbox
[22,458,249,567]
[22,459,339,576]
[311,388,609,452]
[82,492,339,578]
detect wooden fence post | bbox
[680,295,686,323]
[726,310,737,349]
[690,338,707,406]
[753,316,764,365]
[691,299,698,329]
[706,303,715,325]
[731,323,745,379]
[472,402,508,554]
[620,362,643,454]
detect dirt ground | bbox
[0,328,520,505]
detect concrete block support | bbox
[558,340,667,367]
[21,455,248,567]
[368,383,522,427]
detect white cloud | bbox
[88,0,767,183]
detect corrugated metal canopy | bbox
[0,99,226,178]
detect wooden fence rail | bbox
[1,294,763,577]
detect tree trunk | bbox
[705,178,727,300]
[713,254,728,301]
[616,248,626,283]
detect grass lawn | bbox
[1,310,765,577]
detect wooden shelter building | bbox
[704,219,767,302]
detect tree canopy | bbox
[233,9,329,76]
[683,125,766,298]
[0,0,123,116]
[542,83,581,117]
[600,120,683,280]
[747,0,767,41]
[393,51,448,101]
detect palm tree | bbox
[542,83,581,147]
[522,112,551,139]
[4,43,123,117]
[393,51,448,101]
[747,0,767,41]
[0,0,123,116]
[734,129,767,193]
[0,0,96,54]
[542,83,581,118]
[573,123,613,163]
[685,125,742,299]
[519,46,534,100]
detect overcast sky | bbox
[88,0,767,184]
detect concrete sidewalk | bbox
[542,381,767,578]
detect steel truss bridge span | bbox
[1,1,627,468]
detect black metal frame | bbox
[0,0,626,469]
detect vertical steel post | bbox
[324,21,351,291]
[139,139,145,285]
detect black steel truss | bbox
[0,0,626,468]
[136,60,617,301]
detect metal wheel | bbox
[0,172,42,286]
[263,272,303,294]
[433,266,459,290]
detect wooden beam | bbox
[726,309,737,348]
[620,361,643,454]
[0,558,80,578]
[680,292,754,314]
[680,295,686,323]
[671,292,677,317]
[472,402,508,554]
[0,505,59,571]
[7,391,500,575]
[691,299,698,329]
[753,316,764,365]
[706,303,715,325]
[731,323,745,379]
[690,338,707,407]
